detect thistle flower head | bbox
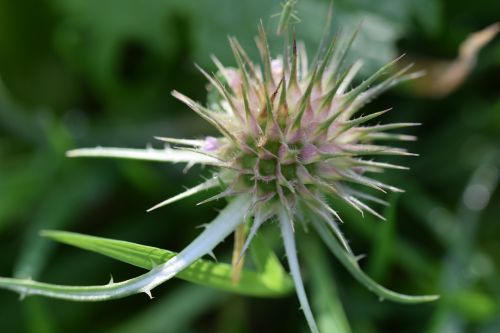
[170,25,419,232]
[0,23,438,333]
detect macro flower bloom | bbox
[0,24,439,333]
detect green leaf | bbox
[311,217,439,304]
[40,230,293,298]
[303,235,352,333]
[249,230,292,293]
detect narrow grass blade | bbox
[108,284,226,333]
[367,194,398,280]
[303,235,352,333]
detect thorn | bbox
[355,254,366,262]
[18,292,27,302]
[108,274,114,285]
[196,189,239,205]
[143,289,154,299]
[207,251,217,262]
[183,162,194,173]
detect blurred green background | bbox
[1,0,499,332]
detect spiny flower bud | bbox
[167,24,421,235]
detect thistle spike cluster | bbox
[166,25,421,232]
[0,24,439,333]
